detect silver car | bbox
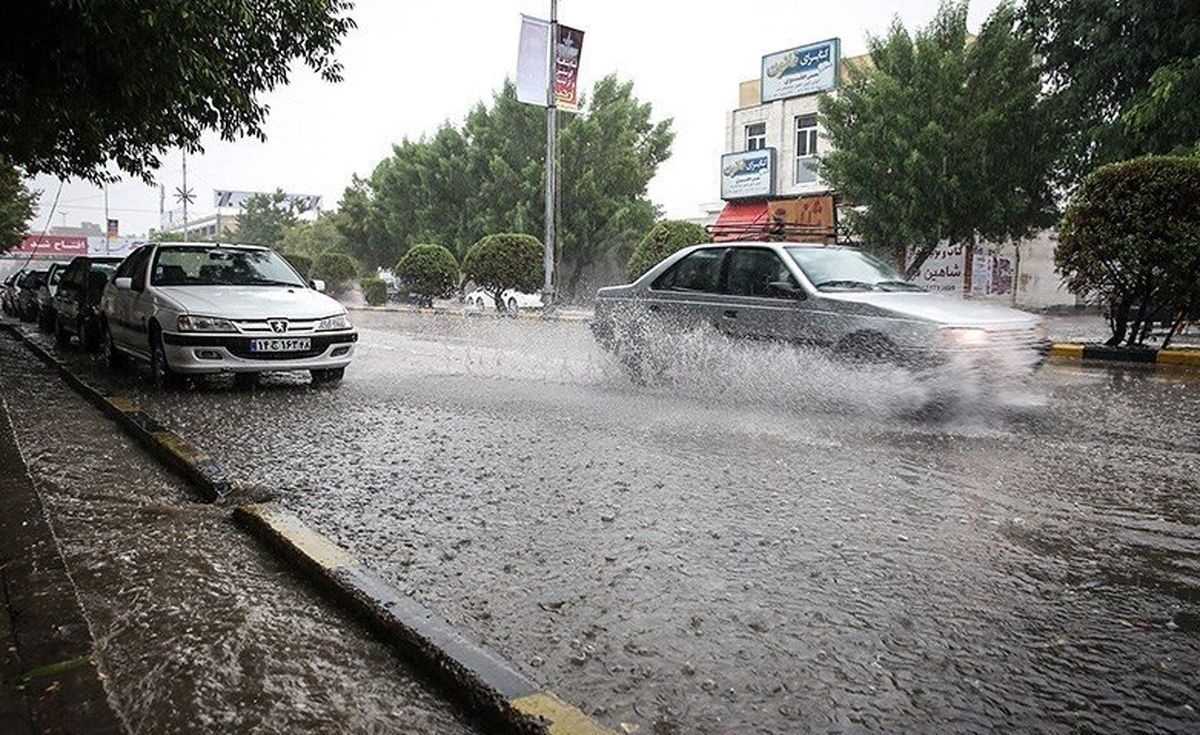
[591,241,1048,379]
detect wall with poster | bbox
[911,242,966,294]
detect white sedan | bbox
[464,288,544,313]
[100,242,357,386]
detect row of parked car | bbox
[2,242,357,387]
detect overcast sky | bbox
[30,0,1003,237]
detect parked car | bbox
[1,269,26,316]
[100,242,357,386]
[464,288,544,313]
[35,261,72,331]
[591,242,1049,380]
[14,269,48,322]
[52,256,123,350]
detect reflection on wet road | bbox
[31,312,1200,733]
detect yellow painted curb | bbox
[511,692,616,735]
[105,395,140,413]
[1157,349,1200,367]
[239,504,359,569]
[1048,343,1084,359]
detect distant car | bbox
[14,270,48,322]
[52,256,123,350]
[464,288,544,313]
[100,242,357,386]
[591,241,1049,380]
[1,269,26,316]
[35,261,72,331]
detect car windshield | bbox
[786,247,924,292]
[151,246,307,287]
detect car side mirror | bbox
[114,276,133,291]
[769,280,804,299]
[310,279,326,293]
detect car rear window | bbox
[652,248,727,292]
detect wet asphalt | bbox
[10,311,1200,734]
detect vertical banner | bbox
[516,15,550,106]
[106,218,119,238]
[554,25,584,112]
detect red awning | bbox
[710,201,770,241]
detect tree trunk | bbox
[904,243,941,280]
[1106,297,1131,347]
[565,261,586,303]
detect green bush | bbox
[461,233,542,310]
[360,277,387,306]
[627,220,709,279]
[395,244,458,307]
[311,251,358,294]
[1058,155,1200,347]
[283,253,313,279]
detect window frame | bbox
[745,122,767,152]
[650,247,730,294]
[794,114,819,185]
[722,247,801,300]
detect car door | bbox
[642,247,729,335]
[718,246,830,347]
[108,246,152,351]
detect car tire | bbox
[38,308,52,333]
[310,367,345,385]
[102,320,127,368]
[80,318,100,352]
[149,329,180,389]
[54,315,70,347]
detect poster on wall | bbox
[761,38,839,102]
[720,149,776,200]
[911,242,965,295]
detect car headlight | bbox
[316,313,351,331]
[177,314,237,332]
[939,327,988,347]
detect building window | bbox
[795,114,818,184]
[745,122,767,151]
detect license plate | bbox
[248,338,311,353]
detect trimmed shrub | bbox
[360,277,387,306]
[627,220,709,279]
[395,243,458,308]
[461,233,542,310]
[311,251,358,294]
[1058,155,1200,347]
[283,253,313,279]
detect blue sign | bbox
[761,38,840,102]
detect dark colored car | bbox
[52,256,122,350]
[35,261,71,332]
[14,270,48,322]
[1,269,26,316]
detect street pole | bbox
[542,0,557,307]
[103,184,110,255]
[181,151,190,243]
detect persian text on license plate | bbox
[248,338,311,352]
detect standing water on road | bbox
[59,314,1200,733]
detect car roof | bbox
[152,241,270,250]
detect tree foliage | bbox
[395,244,458,307]
[461,233,542,310]
[0,157,36,254]
[283,253,313,279]
[338,76,673,299]
[0,1,355,183]
[1057,156,1200,348]
[359,277,387,306]
[1022,0,1200,186]
[237,190,299,248]
[818,1,1058,275]
[627,220,709,279]
[279,213,347,258]
[312,251,358,294]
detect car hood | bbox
[155,286,344,319]
[820,291,1038,327]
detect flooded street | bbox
[15,311,1200,734]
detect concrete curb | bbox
[0,324,235,502]
[346,305,592,323]
[1048,342,1200,368]
[234,503,613,735]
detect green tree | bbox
[283,253,313,280]
[340,75,673,298]
[461,233,542,311]
[312,251,358,294]
[1022,0,1200,186]
[819,1,1058,276]
[0,157,36,253]
[1057,156,1200,348]
[359,277,387,306]
[627,220,709,279]
[237,190,298,247]
[395,244,458,308]
[0,1,354,183]
[279,213,347,258]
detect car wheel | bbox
[54,315,70,347]
[38,309,51,332]
[103,321,127,368]
[310,367,345,385]
[149,330,180,389]
[80,318,99,352]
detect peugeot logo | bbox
[268,319,288,333]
